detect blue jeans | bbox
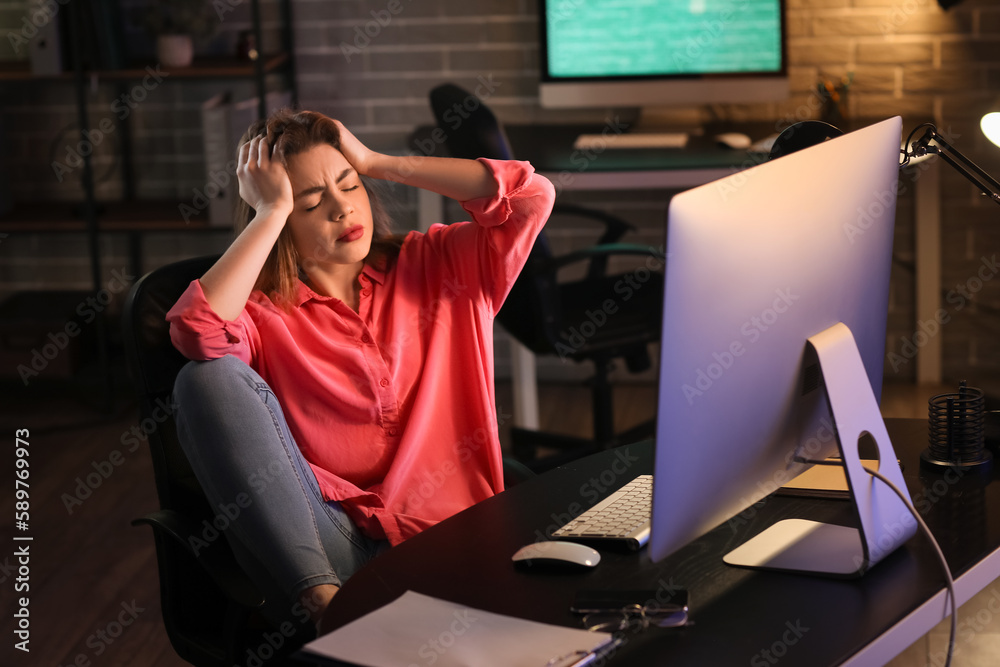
[173,355,388,622]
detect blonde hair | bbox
[233,109,402,309]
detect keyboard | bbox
[552,475,652,551]
[573,132,689,150]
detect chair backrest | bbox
[428,83,563,354]
[122,255,255,666]
[429,83,515,160]
[122,254,221,513]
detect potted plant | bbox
[139,0,218,68]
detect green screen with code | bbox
[545,0,783,79]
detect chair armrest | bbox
[551,204,638,280]
[551,203,635,244]
[133,509,265,609]
[502,455,536,487]
[541,243,666,274]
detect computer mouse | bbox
[715,132,752,150]
[511,541,601,570]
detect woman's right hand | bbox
[236,131,294,218]
[201,130,295,321]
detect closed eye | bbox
[304,184,359,211]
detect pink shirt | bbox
[167,159,555,545]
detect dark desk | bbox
[504,123,764,188]
[415,124,761,232]
[320,419,1000,666]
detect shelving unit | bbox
[0,0,297,404]
[0,52,291,81]
[0,4,297,231]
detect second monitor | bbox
[539,0,788,109]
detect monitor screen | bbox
[650,117,911,575]
[539,0,788,108]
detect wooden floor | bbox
[1,379,997,667]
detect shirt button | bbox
[361,333,371,344]
[387,427,398,436]
[362,289,371,297]
[380,378,389,387]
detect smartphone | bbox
[570,588,689,615]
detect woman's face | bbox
[284,143,374,272]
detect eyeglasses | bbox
[544,604,690,667]
[581,602,690,633]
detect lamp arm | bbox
[908,125,1000,206]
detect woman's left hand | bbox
[333,119,378,176]
[332,117,495,200]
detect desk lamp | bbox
[982,112,1000,149]
[771,118,1000,204]
[901,122,1000,205]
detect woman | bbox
[166,109,555,633]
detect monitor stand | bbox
[633,106,703,133]
[723,322,918,578]
[621,106,703,144]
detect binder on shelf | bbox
[27,0,64,75]
[199,90,293,227]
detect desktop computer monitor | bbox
[538,0,788,109]
[650,116,917,578]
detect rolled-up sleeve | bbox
[430,158,555,315]
[166,279,259,364]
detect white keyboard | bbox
[573,132,689,150]
[552,475,652,551]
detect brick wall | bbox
[779,0,1000,391]
[2,0,999,388]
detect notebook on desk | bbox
[775,458,883,499]
[302,590,614,667]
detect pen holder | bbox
[922,381,992,474]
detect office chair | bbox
[428,83,664,471]
[122,254,318,666]
[123,255,537,666]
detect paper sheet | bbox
[302,590,613,667]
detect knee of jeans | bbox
[174,355,258,406]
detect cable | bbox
[861,464,956,667]
[797,457,957,667]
